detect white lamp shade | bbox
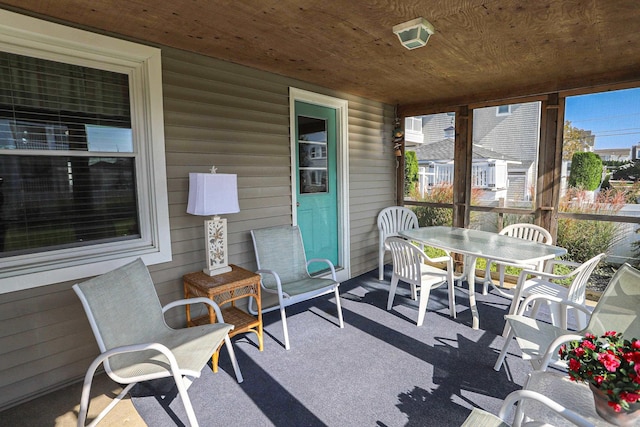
[187,173,239,216]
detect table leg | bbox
[465,255,480,330]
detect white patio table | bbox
[399,226,567,330]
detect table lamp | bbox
[187,167,239,276]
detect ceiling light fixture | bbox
[392,17,434,50]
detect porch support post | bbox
[453,106,471,228]
[537,93,563,238]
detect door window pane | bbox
[298,115,328,193]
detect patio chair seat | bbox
[106,325,230,379]
[266,277,338,298]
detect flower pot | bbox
[589,383,640,426]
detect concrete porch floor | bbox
[0,373,144,426]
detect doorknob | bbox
[296,202,300,207]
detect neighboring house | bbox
[594,147,631,162]
[411,132,520,203]
[410,102,541,203]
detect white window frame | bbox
[0,10,171,293]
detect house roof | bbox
[2,1,640,111]
[413,138,521,163]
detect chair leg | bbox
[387,276,399,310]
[416,285,432,327]
[78,354,137,427]
[494,328,515,371]
[280,305,291,350]
[334,287,344,328]
[378,250,385,281]
[223,334,244,383]
[173,373,199,427]
[447,279,457,319]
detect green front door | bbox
[295,101,339,273]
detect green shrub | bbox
[568,152,603,191]
[404,151,419,196]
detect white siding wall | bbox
[0,45,395,410]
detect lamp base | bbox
[203,265,232,276]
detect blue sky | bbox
[565,87,640,150]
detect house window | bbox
[496,105,512,116]
[0,10,170,293]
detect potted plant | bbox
[559,331,640,426]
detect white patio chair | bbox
[73,258,243,427]
[460,389,593,427]
[508,253,605,332]
[377,206,419,280]
[386,236,456,326]
[482,223,553,297]
[249,225,344,350]
[494,263,640,372]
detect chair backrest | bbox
[587,263,640,339]
[387,237,426,286]
[565,253,606,303]
[377,206,419,246]
[251,225,310,288]
[73,258,167,353]
[499,223,552,245]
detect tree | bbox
[568,151,603,191]
[404,151,418,195]
[563,121,595,160]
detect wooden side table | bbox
[183,264,263,372]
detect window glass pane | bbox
[0,51,138,258]
[405,112,455,206]
[0,51,131,152]
[471,102,541,210]
[1,155,139,256]
[561,87,640,269]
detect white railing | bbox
[418,161,509,196]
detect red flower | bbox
[583,340,596,350]
[568,358,582,372]
[574,347,586,357]
[633,340,640,350]
[604,331,618,337]
[599,352,621,372]
[620,392,640,403]
[608,401,623,413]
[594,375,605,385]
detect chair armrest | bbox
[499,389,593,427]
[307,258,337,280]
[515,293,593,317]
[537,332,587,372]
[428,255,452,264]
[518,264,581,283]
[256,269,289,298]
[162,297,227,324]
[544,258,580,272]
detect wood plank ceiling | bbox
[1,0,640,112]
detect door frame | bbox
[289,87,350,282]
